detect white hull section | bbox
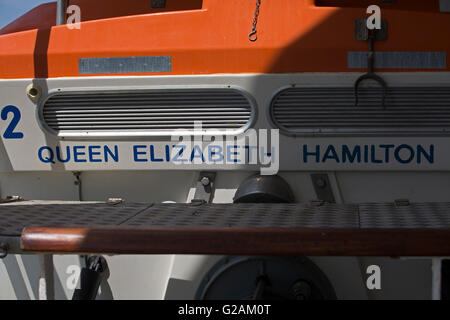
[0,73,448,299]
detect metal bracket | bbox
[442,259,450,300]
[354,19,388,42]
[395,199,410,207]
[311,174,335,204]
[0,242,8,259]
[38,255,55,300]
[0,196,24,204]
[73,172,82,201]
[441,0,450,12]
[432,258,443,300]
[192,172,216,204]
[72,255,110,300]
[151,0,166,8]
[107,198,124,205]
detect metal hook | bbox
[248,30,258,42]
[354,73,388,109]
[354,36,388,109]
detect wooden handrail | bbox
[20,226,450,256]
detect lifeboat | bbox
[0,0,450,301]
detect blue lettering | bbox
[38,146,55,164]
[370,145,382,164]
[150,145,163,162]
[73,146,87,163]
[364,145,369,163]
[417,145,434,164]
[245,145,258,163]
[1,105,24,139]
[104,145,119,162]
[190,145,205,163]
[133,145,147,162]
[173,145,187,162]
[56,146,70,163]
[301,144,435,166]
[379,145,395,163]
[303,145,320,163]
[165,145,171,162]
[208,145,224,163]
[227,145,240,163]
[342,145,361,163]
[88,146,102,163]
[394,144,415,164]
[322,145,340,163]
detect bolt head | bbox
[201,177,211,186]
[315,178,326,188]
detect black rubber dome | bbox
[233,174,295,203]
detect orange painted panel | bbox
[0,0,449,79]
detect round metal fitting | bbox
[196,256,336,300]
[26,83,42,102]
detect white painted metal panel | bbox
[0,73,449,172]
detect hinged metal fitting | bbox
[107,198,124,205]
[192,172,216,204]
[311,174,335,204]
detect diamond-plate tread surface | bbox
[0,201,151,236]
[360,203,450,229]
[123,203,359,228]
[2,201,450,237]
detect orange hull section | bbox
[0,0,449,79]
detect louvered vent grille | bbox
[41,89,254,137]
[270,87,450,136]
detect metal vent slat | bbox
[270,87,450,136]
[42,89,254,137]
[45,114,251,120]
[44,109,251,115]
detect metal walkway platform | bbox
[1,200,450,256]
